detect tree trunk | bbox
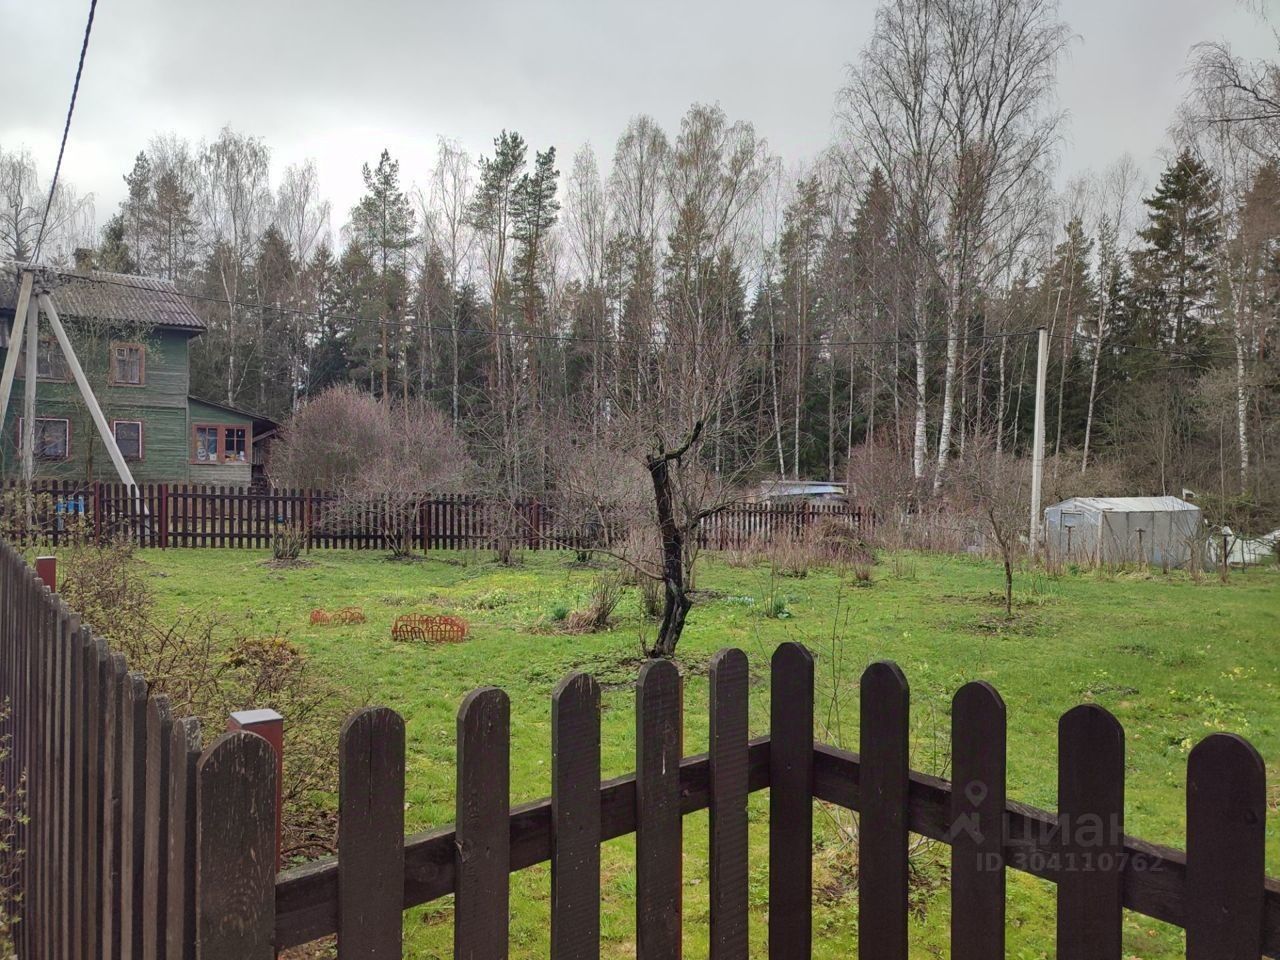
[646,423,703,658]
[934,321,959,492]
[1234,334,1249,487]
[913,338,928,479]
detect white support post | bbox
[37,291,141,490]
[0,270,33,432]
[22,294,38,486]
[1028,326,1048,559]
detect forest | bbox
[2,0,1277,529]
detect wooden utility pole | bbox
[22,292,38,487]
[1028,327,1049,559]
[38,290,141,489]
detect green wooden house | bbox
[1,270,278,487]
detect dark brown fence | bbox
[1,542,1276,958]
[0,480,870,552]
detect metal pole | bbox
[1028,326,1048,558]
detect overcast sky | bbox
[2,0,1275,233]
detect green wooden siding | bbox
[0,327,204,484]
[186,398,254,485]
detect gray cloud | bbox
[2,0,1274,228]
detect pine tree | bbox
[1133,149,1221,349]
[350,149,416,397]
[96,214,137,274]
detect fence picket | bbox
[143,695,174,960]
[550,672,601,960]
[121,672,150,959]
[708,648,749,960]
[858,660,910,960]
[338,706,406,960]
[166,717,202,960]
[101,652,128,960]
[1055,704,1124,960]
[455,687,511,960]
[950,682,1006,960]
[636,659,682,960]
[195,732,277,960]
[1185,733,1266,959]
[768,642,813,960]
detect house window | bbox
[16,417,70,461]
[16,339,68,382]
[192,423,251,464]
[193,424,219,463]
[223,427,247,463]
[111,343,145,385]
[113,420,143,461]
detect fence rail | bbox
[0,543,1276,959]
[0,480,870,552]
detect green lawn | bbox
[130,547,1277,959]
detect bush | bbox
[637,576,664,620]
[58,543,345,860]
[771,533,813,578]
[271,523,306,562]
[566,573,623,633]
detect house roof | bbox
[1047,496,1200,513]
[1,270,206,346]
[188,395,280,433]
[756,479,846,498]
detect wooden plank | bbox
[120,672,150,959]
[950,681,1006,960]
[338,706,406,960]
[635,659,681,960]
[858,660,910,960]
[1185,733,1266,959]
[1055,704,1125,960]
[102,652,128,960]
[454,687,510,960]
[550,672,601,960]
[195,731,277,960]
[143,694,174,960]
[769,642,813,960]
[275,738,773,949]
[708,648,749,960]
[63,613,83,960]
[85,638,108,960]
[166,717,202,960]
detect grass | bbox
[124,546,1279,958]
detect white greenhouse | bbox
[1042,496,1203,568]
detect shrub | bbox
[638,576,664,620]
[271,523,306,562]
[566,574,623,633]
[771,533,813,578]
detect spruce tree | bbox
[1132,149,1221,349]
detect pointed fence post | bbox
[227,708,283,872]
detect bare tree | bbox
[0,146,93,269]
[952,436,1029,615]
[269,384,472,558]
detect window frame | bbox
[14,338,70,383]
[111,419,145,462]
[191,421,252,465]
[15,416,72,461]
[109,341,146,387]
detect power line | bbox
[25,266,1043,351]
[30,0,99,263]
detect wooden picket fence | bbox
[0,480,870,553]
[0,542,1276,958]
